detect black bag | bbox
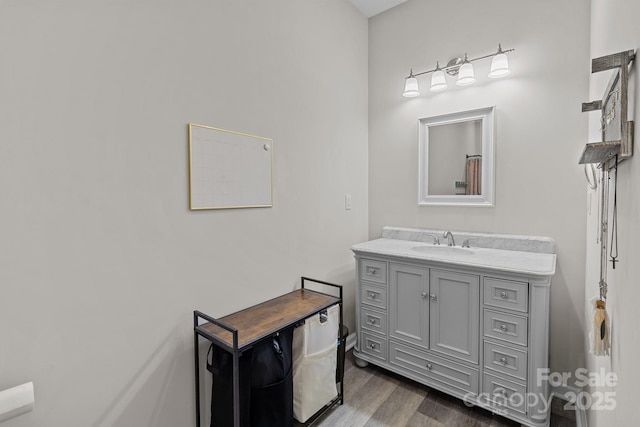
[207,344,252,427]
[208,327,294,427]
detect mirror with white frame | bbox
[418,106,495,206]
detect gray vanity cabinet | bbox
[389,263,429,348]
[388,264,480,363]
[429,269,479,364]
[354,253,552,427]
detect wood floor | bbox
[306,351,576,427]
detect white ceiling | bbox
[348,0,408,18]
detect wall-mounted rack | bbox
[579,50,635,168]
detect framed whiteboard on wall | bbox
[188,123,273,210]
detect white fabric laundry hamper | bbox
[292,304,339,422]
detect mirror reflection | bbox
[427,120,482,196]
[418,106,495,206]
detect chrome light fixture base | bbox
[444,57,463,76]
[445,57,463,76]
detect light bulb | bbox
[488,53,511,78]
[403,76,420,97]
[456,62,476,86]
[430,69,447,92]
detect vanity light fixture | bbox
[488,45,511,78]
[456,54,476,86]
[403,68,420,97]
[403,44,514,97]
[429,62,447,92]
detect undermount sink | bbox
[410,245,474,256]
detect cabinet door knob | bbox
[500,324,507,332]
[430,294,437,301]
[500,291,508,299]
[426,363,433,370]
[421,292,428,298]
[500,357,508,365]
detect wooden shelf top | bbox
[196,289,340,350]
[578,140,621,164]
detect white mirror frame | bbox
[418,106,495,207]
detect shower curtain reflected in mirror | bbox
[466,156,482,195]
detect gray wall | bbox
[0,1,368,426]
[368,0,590,377]
[586,0,640,424]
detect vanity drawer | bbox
[361,307,387,335]
[484,341,528,381]
[361,282,387,310]
[389,341,479,395]
[483,309,528,347]
[361,332,387,361]
[482,372,527,415]
[483,278,528,313]
[360,258,387,284]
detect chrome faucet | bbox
[425,233,440,245]
[443,231,456,247]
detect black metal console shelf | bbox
[194,277,344,427]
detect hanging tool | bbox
[609,157,619,269]
[592,162,610,356]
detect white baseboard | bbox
[345,332,357,352]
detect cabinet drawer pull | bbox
[368,292,377,299]
[500,291,508,299]
[369,343,377,349]
[368,318,376,324]
[367,267,379,275]
[500,357,508,365]
[426,363,433,370]
[500,324,507,332]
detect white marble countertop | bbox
[351,237,557,277]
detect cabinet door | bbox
[389,263,429,348]
[429,269,480,363]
